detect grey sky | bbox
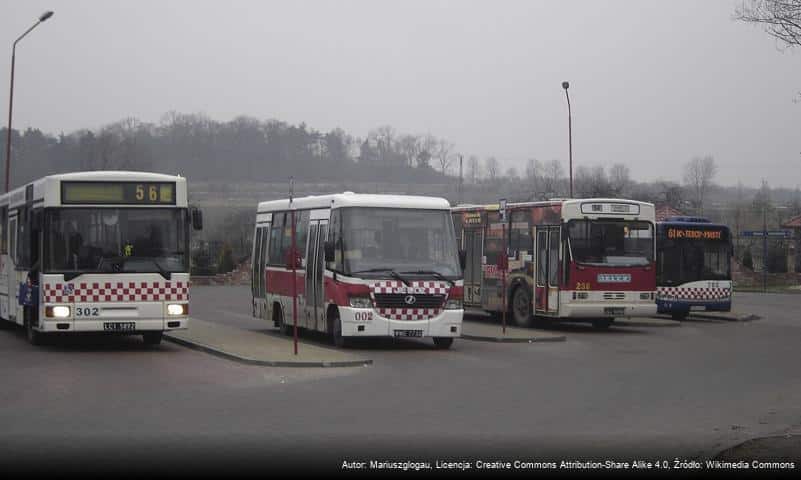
[2,0,799,188]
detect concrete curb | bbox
[691,313,761,322]
[618,318,681,327]
[460,333,567,343]
[164,334,373,368]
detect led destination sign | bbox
[666,228,726,241]
[62,181,176,205]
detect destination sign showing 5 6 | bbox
[62,181,176,205]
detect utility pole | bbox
[458,154,463,205]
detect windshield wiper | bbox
[137,258,172,280]
[348,268,410,286]
[400,270,455,287]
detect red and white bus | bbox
[452,198,656,328]
[252,192,464,349]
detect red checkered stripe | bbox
[376,307,442,321]
[43,281,189,303]
[371,280,449,295]
[371,280,449,321]
[657,286,731,301]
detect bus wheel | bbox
[330,311,349,348]
[511,287,533,327]
[24,308,46,346]
[592,318,614,329]
[142,331,163,346]
[433,337,454,349]
[671,311,688,321]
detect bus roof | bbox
[453,198,654,211]
[257,192,451,213]
[0,171,188,208]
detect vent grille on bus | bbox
[373,294,446,309]
[603,292,626,301]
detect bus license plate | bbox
[603,307,625,316]
[394,329,423,338]
[104,322,136,332]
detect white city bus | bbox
[0,171,202,345]
[252,192,464,349]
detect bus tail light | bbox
[46,306,71,318]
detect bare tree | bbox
[608,163,631,196]
[397,134,421,168]
[682,155,717,215]
[505,166,519,180]
[485,156,499,183]
[417,133,437,168]
[575,165,612,198]
[468,155,480,183]
[735,0,801,49]
[434,138,454,175]
[540,159,564,198]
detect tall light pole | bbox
[6,10,54,193]
[562,81,573,198]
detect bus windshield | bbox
[567,220,654,267]
[657,238,731,284]
[341,207,460,278]
[44,208,188,274]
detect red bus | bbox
[452,198,656,328]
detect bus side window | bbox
[295,210,310,268]
[0,206,6,254]
[328,209,342,272]
[9,216,17,265]
[268,212,285,266]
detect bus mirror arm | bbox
[458,250,466,271]
[324,241,335,263]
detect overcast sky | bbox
[1,0,799,188]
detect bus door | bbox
[463,227,483,305]
[304,217,328,333]
[534,226,560,315]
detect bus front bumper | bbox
[556,302,657,319]
[339,307,462,338]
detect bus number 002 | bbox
[75,307,99,317]
[354,312,372,321]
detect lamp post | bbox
[6,10,54,193]
[562,81,573,198]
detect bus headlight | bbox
[348,296,372,308]
[46,306,71,318]
[444,298,462,310]
[167,304,188,316]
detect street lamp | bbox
[5,10,54,193]
[562,81,573,198]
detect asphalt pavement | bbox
[0,287,799,475]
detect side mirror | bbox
[458,249,466,271]
[324,241,335,263]
[191,207,203,231]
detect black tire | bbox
[591,318,614,329]
[671,311,688,321]
[276,306,292,336]
[25,308,46,346]
[143,331,163,345]
[330,311,349,348]
[510,286,533,327]
[433,337,454,349]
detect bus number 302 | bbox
[75,307,100,317]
